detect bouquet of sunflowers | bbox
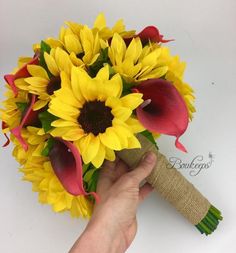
[1,14,222,235]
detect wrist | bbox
[70,216,127,253]
[87,215,127,253]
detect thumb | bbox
[127,151,157,185]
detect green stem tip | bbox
[195,205,223,236]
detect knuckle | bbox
[123,174,138,186]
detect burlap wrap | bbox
[117,134,211,225]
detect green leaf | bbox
[87,170,99,193]
[82,163,91,175]
[88,48,111,77]
[16,102,28,113]
[38,110,58,132]
[121,78,136,96]
[140,130,159,150]
[39,40,52,78]
[84,168,97,183]
[41,137,55,156]
[83,163,100,202]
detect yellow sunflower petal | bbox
[91,143,106,168]
[27,65,49,80]
[112,106,132,121]
[54,87,81,107]
[64,34,83,55]
[127,134,141,149]
[81,134,100,164]
[70,52,85,67]
[99,127,122,150]
[96,64,109,81]
[112,125,129,148]
[44,52,60,76]
[75,134,92,160]
[125,117,145,133]
[54,47,73,76]
[51,119,79,127]
[72,67,98,101]
[71,66,87,102]
[105,96,122,109]
[97,73,122,100]
[138,66,168,81]
[125,38,142,63]
[104,146,116,161]
[48,101,79,122]
[50,127,83,140]
[120,93,143,110]
[14,78,29,90]
[50,98,79,116]
[94,13,107,29]
[62,128,84,141]
[25,77,48,87]
[33,99,48,111]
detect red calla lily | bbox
[133,79,189,152]
[137,26,174,44]
[2,121,10,147]
[11,94,37,151]
[49,139,99,201]
[124,26,174,46]
[4,54,39,96]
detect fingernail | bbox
[143,151,156,163]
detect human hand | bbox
[69,151,157,253]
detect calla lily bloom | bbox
[4,54,39,96]
[133,79,189,152]
[1,122,10,147]
[137,26,174,44]
[11,95,37,151]
[49,138,99,201]
[124,26,173,46]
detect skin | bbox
[69,151,157,253]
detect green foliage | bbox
[140,130,159,150]
[87,170,99,193]
[83,163,100,201]
[41,137,55,156]
[38,110,58,132]
[16,102,28,113]
[88,48,110,77]
[39,40,52,78]
[121,78,136,96]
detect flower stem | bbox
[195,205,223,235]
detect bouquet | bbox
[1,14,222,235]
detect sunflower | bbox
[48,14,135,68]
[108,34,195,120]
[21,47,74,111]
[108,33,169,83]
[48,65,144,168]
[0,55,39,132]
[92,13,135,40]
[58,24,101,67]
[0,87,28,131]
[12,127,93,218]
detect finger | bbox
[139,182,154,203]
[128,151,157,185]
[114,159,130,179]
[96,158,129,194]
[96,157,119,194]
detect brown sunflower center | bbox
[47,76,61,95]
[78,100,114,136]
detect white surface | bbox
[0,0,236,252]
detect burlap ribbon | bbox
[117,134,210,225]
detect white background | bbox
[0,0,236,252]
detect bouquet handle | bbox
[117,134,222,235]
